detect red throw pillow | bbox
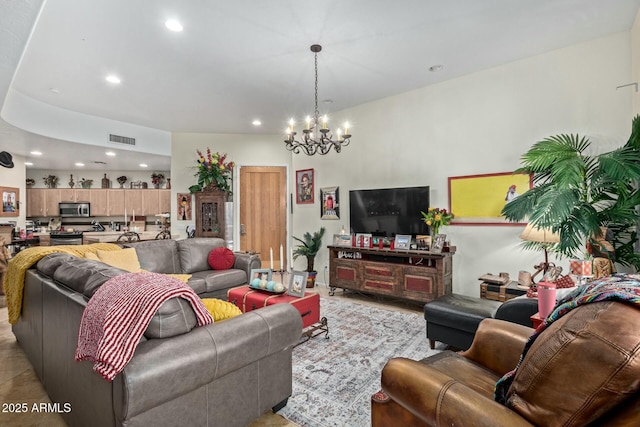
[208,247,235,270]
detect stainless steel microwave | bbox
[59,202,90,218]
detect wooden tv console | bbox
[327,245,454,304]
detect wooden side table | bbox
[530,312,543,329]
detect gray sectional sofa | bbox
[11,238,302,427]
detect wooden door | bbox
[239,166,287,269]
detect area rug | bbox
[278,297,443,427]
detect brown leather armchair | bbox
[372,300,640,427]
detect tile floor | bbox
[0,284,421,426]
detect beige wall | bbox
[632,8,640,116]
[0,153,27,229]
[290,31,633,296]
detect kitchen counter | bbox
[83,231,175,243]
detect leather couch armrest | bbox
[232,252,261,282]
[382,358,534,427]
[114,303,302,421]
[495,297,539,327]
[460,318,532,375]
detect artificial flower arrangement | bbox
[79,178,94,189]
[151,173,165,185]
[189,148,234,194]
[26,178,36,187]
[43,175,59,188]
[420,207,454,235]
[117,175,128,185]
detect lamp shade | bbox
[520,224,560,244]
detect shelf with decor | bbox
[327,245,454,304]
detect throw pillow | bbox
[201,298,242,322]
[207,247,235,270]
[84,252,100,261]
[166,273,192,283]
[96,248,141,272]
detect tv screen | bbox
[349,186,430,237]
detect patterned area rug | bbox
[278,297,443,427]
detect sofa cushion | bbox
[144,298,198,339]
[96,248,141,272]
[208,247,235,270]
[190,269,247,293]
[124,240,181,274]
[505,301,640,427]
[177,238,226,274]
[49,257,128,297]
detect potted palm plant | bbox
[501,115,640,269]
[293,227,326,288]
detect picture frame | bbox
[250,268,273,282]
[288,270,308,297]
[355,233,372,248]
[0,187,19,217]
[394,234,412,250]
[177,193,192,221]
[333,234,352,247]
[320,186,339,220]
[431,234,447,253]
[416,234,431,250]
[448,172,532,225]
[296,169,314,204]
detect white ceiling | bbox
[1,0,640,170]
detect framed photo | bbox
[296,169,314,204]
[394,234,412,250]
[250,268,273,282]
[177,193,192,221]
[355,233,372,248]
[431,234,447,253]
[416,235,431,250]
[333,234,352,247]
[0,187,19,217]
[448,172,532,225]
[288,270,308,297]
[320,186,339,220]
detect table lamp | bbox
[520,223,560,282]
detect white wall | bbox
[170,132,290,240]
[291,32,634,296]
[26,169,170,189]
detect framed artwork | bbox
[394,234,412,250]
[296,169,314,204]
[288,270,308,297]
[448,172,532,225]
[0,187,19,217]
[250,268,273,281]
[355,233,372,248]
[177,193,192,221]
[320,186,339,220]
[333,234,352,247]
[431,234,447,253]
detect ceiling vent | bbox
[109,134,136,146]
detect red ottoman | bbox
[228,285,320,329]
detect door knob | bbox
[240,224,246,235]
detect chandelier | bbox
[285,44,352,155]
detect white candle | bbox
[280,244,284,271]
[270,247,274,270]
[133,210,135,222]
[124,208,127,225]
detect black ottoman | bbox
[424,294,502,350]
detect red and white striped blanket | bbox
[75,272,213,381]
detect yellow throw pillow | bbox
[84,252,100,261]
[96,248,141,272]
[201,298,242,322]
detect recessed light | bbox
[322,99,333,104]
[75,162,85,167]
[252,119,262,126]
[30,151,42,156]
[140,163,148,168]
[50,88,61,94]
[429,64,444,72]
[105,151,116,156]
[25,162,33,166]
[165,19,183,32]
[106,75,121,84]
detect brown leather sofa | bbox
[372,300,640,426]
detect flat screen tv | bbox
[349,186,430,237]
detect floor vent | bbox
[109,134,136,146]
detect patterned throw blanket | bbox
[495,274,640,403]
[75,272,213,381]
[3,243,122,324]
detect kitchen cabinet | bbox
[27,189,60,217]
[159,189,171,214]
[90,189,109,216]
[125,190,143,216]
[142,190,159,215]
[59,188,90,202]
[107,190,125,216]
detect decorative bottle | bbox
[69,174,75,188]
